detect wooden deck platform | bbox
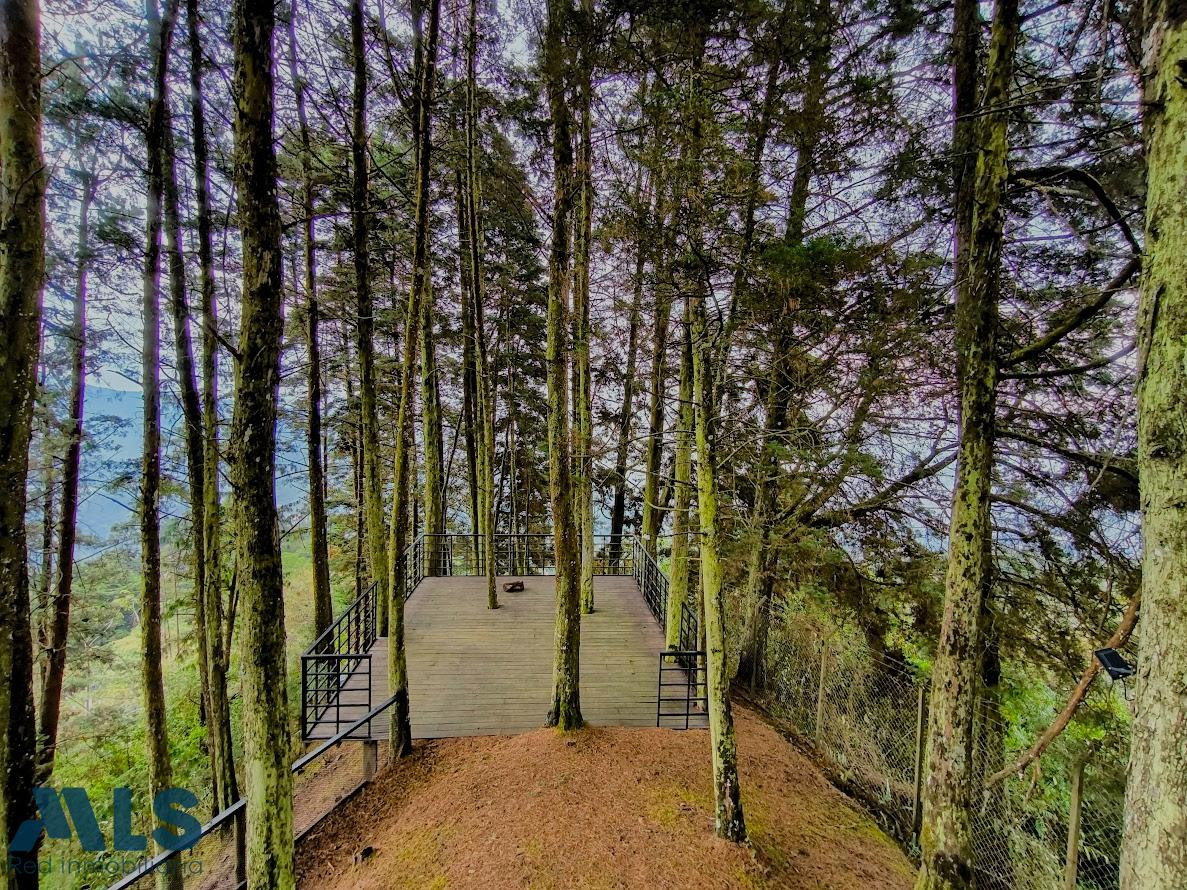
[306,574,677,740]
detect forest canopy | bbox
[1,0,1184,887]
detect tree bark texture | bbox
[916,1,1018,887]
[186,0,237,811]
[0,0,45,874]
[228,0,296,879]
[387,0,440,758]
[287,0,332,636]
[1121,3,1187,887]
[353,0,390,632]
[544,0,583,731]
[683,17,747,842]
[141,4,179,881]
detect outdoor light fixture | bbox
[1094,648,1136,682]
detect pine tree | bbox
[544,0,583,731]
[228,0,296,878]
[0,0,45,875]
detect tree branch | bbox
[1000,256,1140,369]
[985,590,1140,786]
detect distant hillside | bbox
[75,385,307,546]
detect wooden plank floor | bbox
[306,574,691,740]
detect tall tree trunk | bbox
[608,209,643,562]
[185,0,236,812]
[0,0,45,872]
[287,0,332,634]
[733,0,829,689]
[543,0,582,731]
[141,1,178,879]
[228,0,296,879]
[681,15,746,841]
[572,0,595,613]
[733,329,790,690]
[36,172,95,784]
[455,151,480,564]
[640,179,674,557]
[666,297,694,649]
[36,454,54,683]
[464,0,496,608]
[1121,2,1187,886]
[162,59,216,847]
[387,0,440,758]
[420,280,446,571]
[609,105,649,560]
[353,0,389,632]
[916,0,1018,887]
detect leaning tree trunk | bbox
[0,0,45,874]
[352,0,389,633]
[186,0,236,811]
[1121,3,1187,887]
[228,0,296,881]
[543,0,582,731]
[666,297,694,649]
[916,0,1018,887]
[287,0,332,636]
[387,0,440,759]
[36,171,94,785]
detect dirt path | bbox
[296,705,914,889]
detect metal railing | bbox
[300,580,377,739]
[657,649,708,729]
[420,532,635,577]
[108,695,400,890]
[631,536,669,626]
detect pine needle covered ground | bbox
[296,705,912,889]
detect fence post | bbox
[912,684,928,836]
[1064,757,1087,890]
[363,739,379,782]
[815,641,830,744]
[234,808,246,884]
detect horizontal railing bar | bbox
[110,694,401,890]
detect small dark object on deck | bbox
[503,580,525,592]
[354,846,375,865]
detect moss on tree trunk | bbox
[387,0,441,757]
[1121,4,1187,887]
[916,0,1017,886]
[544,0,583,732]
[0,0,45,873]
[228,0,296,880]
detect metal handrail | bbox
[107,694,401,890]
[305,579,377,655]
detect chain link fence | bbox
[759,612,1127,889]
